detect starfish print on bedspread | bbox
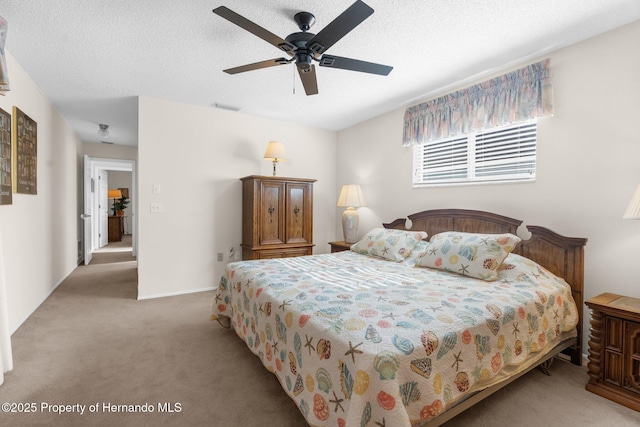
[512,322,520,339]
[279,299,292,311]
[382,312,396,320]
[330,390,344,412]
[305,335,315,355]
[345,341,363,363]
[452,351,463,371]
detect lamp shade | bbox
[337,184,366,208]
[108,189,122,199]
[263,141,287,161]
[623,183,640,219]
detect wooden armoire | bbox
[240,175,315,260]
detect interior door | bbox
[98,170,108,248]
[83,155,93,265]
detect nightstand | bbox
[585,293,640,411]
[329,241,352,253]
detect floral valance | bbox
[402,59,553,146]
[0,16,9,95]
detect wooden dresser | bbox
[585,293,640,411]
[240,175,315,260]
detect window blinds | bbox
[413,120,536,185]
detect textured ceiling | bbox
[1,0,639,146]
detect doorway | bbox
[83,156,136,266]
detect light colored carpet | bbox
[1,241,639,426]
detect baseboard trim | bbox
[10,268,74,335]
[136,286,216,301]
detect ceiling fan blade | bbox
[224,58,290,75]
[213,6,295,53]
[306,0,374,55]
[297,65,319,96]
[319,55,393,75]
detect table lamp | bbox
[263,141,287,176]
[337,184,366,244]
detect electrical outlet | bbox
[150,202,163,213]
[217,253,223,262]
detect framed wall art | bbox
[12,106,37,195]
[0,107,11,204]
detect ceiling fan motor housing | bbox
[285,32,316,72]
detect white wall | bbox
[83,141,137,161]
[337,20,640,355]
[0,52,81,333]
[137,97,337,299]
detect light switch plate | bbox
[153,184,161,194]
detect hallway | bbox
[91,235,135,265]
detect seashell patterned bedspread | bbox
[211,251,578,426]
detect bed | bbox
[211,209,587,426]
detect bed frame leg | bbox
[538,357,554,376]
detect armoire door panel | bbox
[286,184,311,244]
[259,182,285,245]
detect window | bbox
[412,120,537,186]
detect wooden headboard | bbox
[383,209,588,365]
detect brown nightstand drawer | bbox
[329,241,352,253]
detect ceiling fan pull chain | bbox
[292,64,296,95]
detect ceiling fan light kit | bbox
[213,0,393,96]
[98,123,109,138]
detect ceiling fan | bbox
[212,0,393,96]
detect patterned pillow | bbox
[415,231,521,280]
[402,240,431,266]
[350,228,428,262]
